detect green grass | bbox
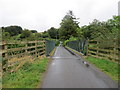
[86,56,119,82]
[3,57,49,88]
[89,44,97,48]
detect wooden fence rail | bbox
[0,40,46,70]
[88,40,119,62]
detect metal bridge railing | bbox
[45,40,56,56]
[66,39,88,55]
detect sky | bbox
[0,0,119,32]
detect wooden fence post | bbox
[25,42,28,56]
[44,40,46,55]
[113,39,116,61]
[4,43,7,58]
[4,42,8,70]
[96,40,99,58]
[35,41,38,57]
[86,39,89,56]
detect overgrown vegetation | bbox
[3,57,49,88]
[85,56,119,82]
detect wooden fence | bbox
[0,40,46,70]
[88,40,119,62]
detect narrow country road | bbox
[41,46,118,88]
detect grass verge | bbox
[85,56,119,83]
[3,57,49,88]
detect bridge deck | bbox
[41,46,118,88]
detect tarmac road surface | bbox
[41,46,118,88]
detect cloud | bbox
[0,0,119,32]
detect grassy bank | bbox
[85,56,119,82]
[3,57,49,88]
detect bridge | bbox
[42,46,118,88]
[1,39,119,88]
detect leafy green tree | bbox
[20,29,32,39]
[90,16,120,40]
[31,30,37,33]
[35,33,42,38]
[2,26,23,36]
[81,25,93,39]
[82,16,120,47]
[82,19,107,39]
[41,31,50,38]
[59,10,79,40]
[76,27,83,40]
[2,32,10,41]
[48,27,58,39]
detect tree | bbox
[2,26,23,36]
[81,16,120,47]
[81,25,91,39]
[76,27,83,40]
[35,33,42,38]
[89,16,120,40]
[2,32,10,41]
[48,27,58,39]
[31,30,37,33]
[41,31,50,38]
[20,29,32,39]
[81,19,105,39]
[59,10,79,40]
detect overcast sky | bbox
[0,0,119,32]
